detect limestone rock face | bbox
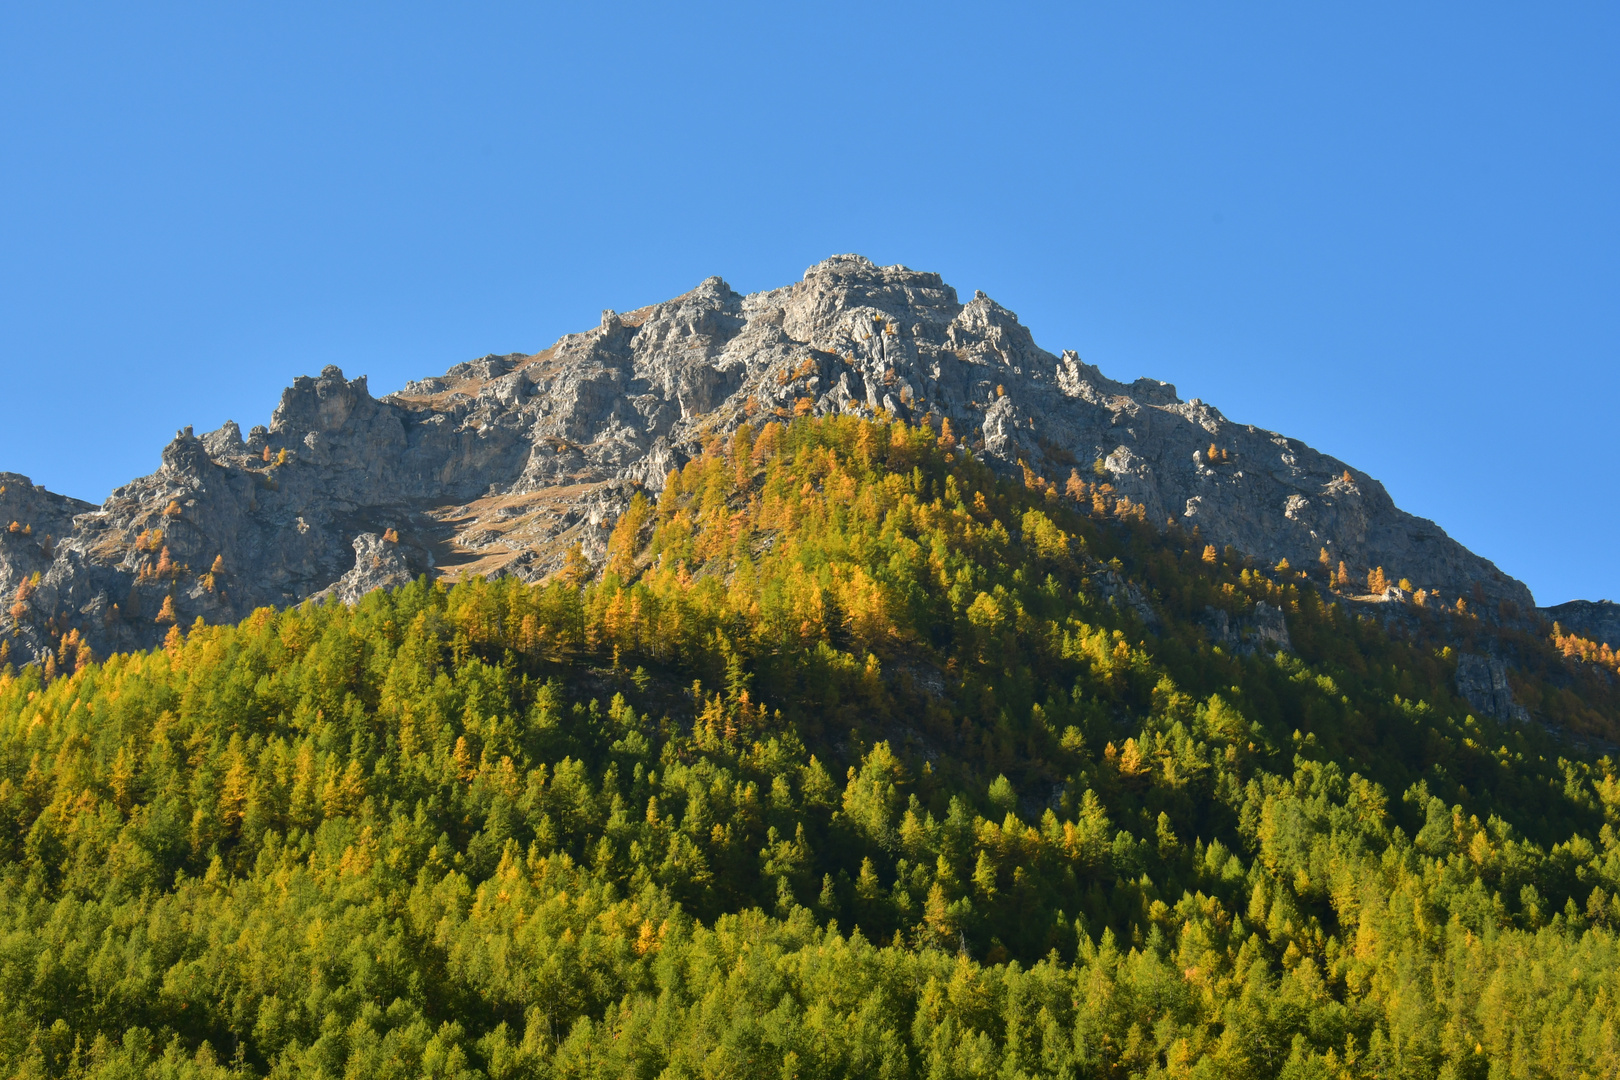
[1202,601,1292,655]
[316,533,426,607]
[1455,653,1531,725]
[0,475,95,641]
[0,254,1550,661]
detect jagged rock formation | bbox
[0,255,1543,661]
[0,475,95,630]
[314,533,423,607]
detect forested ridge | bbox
[5,414,1620,1079]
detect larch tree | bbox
[562,543,593,589]
[606,493,654,579]
[1065,469,1086,501]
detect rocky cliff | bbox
[0,255,1552,663]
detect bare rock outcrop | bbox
[0,476,95,650]
[316,532,427,606]
[0,255,1547,662]
[1455,652,1531,724]
[1203,601,1292,655]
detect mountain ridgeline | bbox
[1,255,1567,672]
[4,260,1620,1078]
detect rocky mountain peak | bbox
[0,255,1555,664]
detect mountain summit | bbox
[0,255,1542,661]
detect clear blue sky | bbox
[2,3,1615,605]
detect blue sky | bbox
[1,3,1615,605]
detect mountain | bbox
[1,256,1551,676]
[4,265,1620,1075]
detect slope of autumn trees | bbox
[4,414,1620,1078]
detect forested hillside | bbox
[5,414,1620,1078]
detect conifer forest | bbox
[7,415,1620,1079]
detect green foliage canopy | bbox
[4,414,1620,1078]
